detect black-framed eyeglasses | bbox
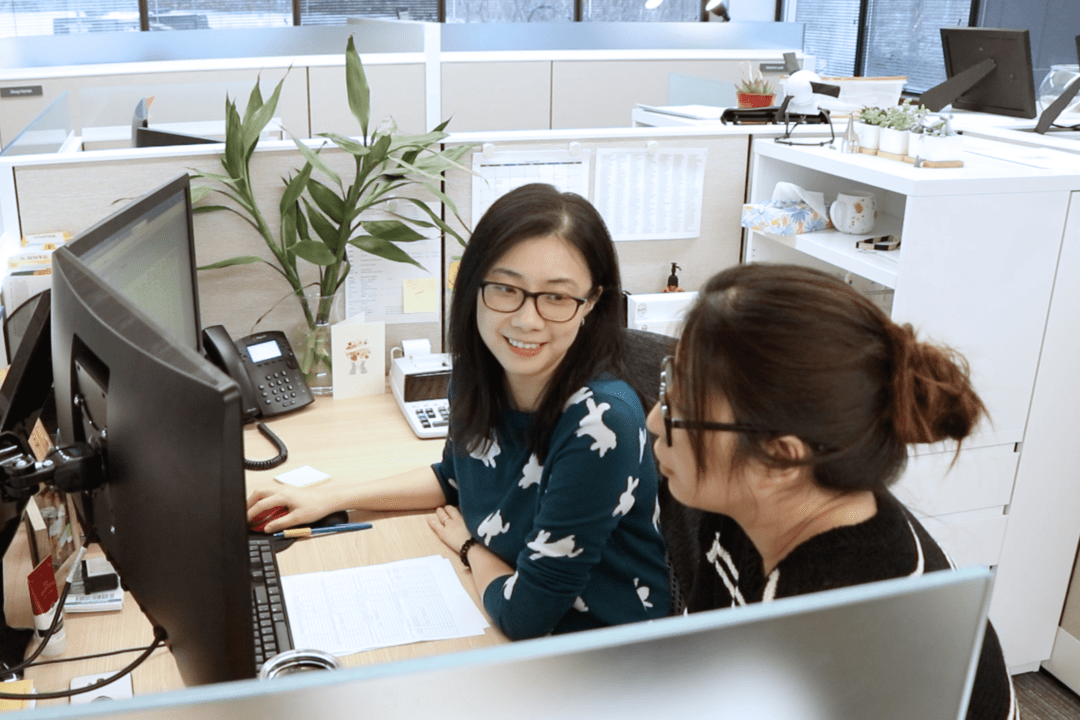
[479,281,594,323]
[658,356,774,447]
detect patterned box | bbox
[741,201,834,236]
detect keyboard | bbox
[249,536,293,672]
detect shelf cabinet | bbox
[745,139,1080,670]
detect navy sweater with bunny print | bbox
[432,374,671,640]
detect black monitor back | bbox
[51,249,254,686]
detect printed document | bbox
[280,555,490,655]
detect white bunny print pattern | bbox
[517,453,543,489]
[528,530,585,560]
[563,386,593,410]
[612,476,639,517]
[575,398,617,457]
[478,510,510,545]
[470,435,501,468]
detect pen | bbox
[275,522,373,539]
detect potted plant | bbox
[878,99,925,156]
[736,62,775,108]
[854,106,887,154]
[917,116,963,162]
[193,37,473,393]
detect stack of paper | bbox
[281,555,489,656]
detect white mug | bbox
[829,192,877,235]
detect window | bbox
[785,0,974,92]
[0,0,700,37]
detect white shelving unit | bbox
[744,138,1080,673]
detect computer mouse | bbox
[250,506,288,533]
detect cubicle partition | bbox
[2,123,770,366]
[0,20,809,148]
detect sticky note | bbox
[275,466,331,488]
[403,277,438,313]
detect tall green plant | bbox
[193,36,473,335]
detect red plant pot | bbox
[736,92,775,109]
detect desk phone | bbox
[203,325,314,421]
[390,345,451,439]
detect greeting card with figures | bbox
[331,318,385,400]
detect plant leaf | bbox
[192,204,233,214]
[293,138,342,188]
[303,198,344,253]
[349,235,424,268]
[397,196,468,246]
[292,240,338,266]
[243,74,287,155]
[307,178,346,224]
[197,255,268,270]
[222,96,245,178]
[345,36,371,140]
[279,163,314,217]
[361,220,427,243]
[317,132,370,157]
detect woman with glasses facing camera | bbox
[650,263,1014,719]
[248,183,670,639]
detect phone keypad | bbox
[259,370,303,409]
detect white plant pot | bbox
[854,121,880,152]
[908,132,924,158]
[878,127,908,156]
[921,134,964,162]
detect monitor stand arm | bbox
[919,58,997,112]
[0,436,104,674]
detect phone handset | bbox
[202,324,260,422]
[202,325,315,471]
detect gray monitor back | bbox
[30,566,993,720]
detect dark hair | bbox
[447,183,627,460]
[674,263,986,492]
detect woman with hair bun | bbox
[649,263,1014,720]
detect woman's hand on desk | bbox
[247,486,339,534]
[428,505,472,550]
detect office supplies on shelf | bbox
[275,523,373,539]
[391,340,452,439]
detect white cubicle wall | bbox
[0,21,809,149]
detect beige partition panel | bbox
[1,67,307,149]
[14,146,440,361]
[441,132,750,299]
[551,59,784,130]
[309,63,428,137]
[441,62,552,132]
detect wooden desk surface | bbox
[7,393,506,706]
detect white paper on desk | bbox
[280,555,489,655]
[593,147,707,241]
[472,149,591,223]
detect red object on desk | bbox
[27,555,57,615]
[250,506,288,533]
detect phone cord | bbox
[244,421,288,471]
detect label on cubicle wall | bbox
[1,86,43,98]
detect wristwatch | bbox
[459,537,479,569]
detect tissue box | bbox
[741,201,833,236]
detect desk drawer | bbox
[893,442,1018,518]
[918,512,1008,569]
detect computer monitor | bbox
[69,174,202,352]
[51,246,254,686]
[920,27,1037,118]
